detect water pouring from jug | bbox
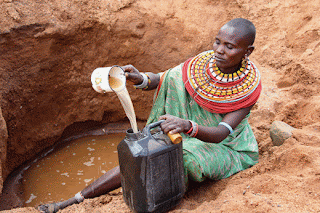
[91,66,138,133]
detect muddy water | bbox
[20,74,139,207]
[110,76,139,133]
[22,133,125,207]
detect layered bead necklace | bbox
[182,50,262,113]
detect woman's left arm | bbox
[159,105,253,144]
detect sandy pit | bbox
[1,0,320,212]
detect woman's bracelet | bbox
[143,73,151,90]
[133,73,149,89]
[218,122,234,134]
[187,120,198,137]
[192,122,199,137]
[186,125,193,134]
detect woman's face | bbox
[212,26,249,73]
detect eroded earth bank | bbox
[1,0,320,212]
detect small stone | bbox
[6,6,20,21]
[270,121,295,146]
[305,49,314,55]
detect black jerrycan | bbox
[117,120,186,213]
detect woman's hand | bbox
[158,106,253,143]
[122,64,161,91]
[159,114,191,134]
[122,65,143,85]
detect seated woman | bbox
[39,18,261,213]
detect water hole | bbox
[22,132,126,207]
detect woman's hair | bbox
[226,18,256,46]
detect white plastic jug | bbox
[91,66,126,93]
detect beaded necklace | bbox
[182,50,262,113]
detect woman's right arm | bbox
[159,105,253,144]
[122,65,160,91]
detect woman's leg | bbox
[81,166,121,198]
[183,140,257,182]
[183,150,206,185]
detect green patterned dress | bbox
[146,64,259,184]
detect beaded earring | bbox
[242,54,249,64]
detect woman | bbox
[125,17,260,183]
[39,18,261,213]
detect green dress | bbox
[146,64,259,184]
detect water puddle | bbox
[21,133,126,207]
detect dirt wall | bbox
[0,0,245,188]
[1,0,320,212]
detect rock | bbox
[270,121,295,146]
[6,6,20,22]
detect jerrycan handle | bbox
[144,120,182,144]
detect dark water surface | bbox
[22,133,125,207]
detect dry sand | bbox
[1,0,320,212]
